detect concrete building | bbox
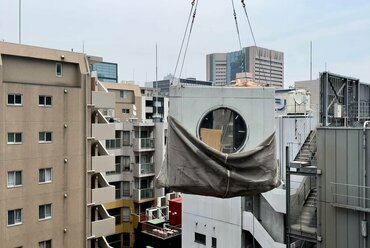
[102,82,169,247]
[206,46,284,87]
[0,42,116,247]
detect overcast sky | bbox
[1,0,369,87]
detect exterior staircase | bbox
[290,188,317,237]
[293,131,317,167]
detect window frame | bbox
[38,203,52,221]
[7,132,22,144]
[120,90,128,99]
[39,95,52,107]
[194,232,206,245]
[7,208,22,226]
[39,239,52,248]
[39,132,53,144]
[7,170,22,188]
[56,63,63,77]
[7,93,22,106]
[38,168,53,184]
[122,108,130,114]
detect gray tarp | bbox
[155,116,281,198]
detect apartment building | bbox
[102,82,168,248]
[0,42,115,247]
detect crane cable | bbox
[231,0,243,51]
[171,0,197,85]
[241,0,269,85]
[231,0,245,76]
[179,0,200,80]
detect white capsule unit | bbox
[169,86,275,248]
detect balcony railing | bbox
[92,141,115,173]
[91,205,115,238]
[331,182,370,211]
[133,163,155,177]
[133,188,154,202]
[133,138,155,151]
[142,222,181,240]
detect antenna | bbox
[19,0,21,44]
[155,43,159,122]
[82,40,85,53]
[310,41,313,80]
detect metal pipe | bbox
[363,121,369,248]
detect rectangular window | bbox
[122,131,130,146]
[212,237,217,248]
[7,171,22,188]
[122,181,130,197]
[122,207,131,222]
[39,240,52,248]
[39,96,52,106]
[39,132,52,143]
[8,209,22,226]
[39,168,52,183]
[120,90,128,99]
[122,156,130,171]
[7,94,22,105]
[8,132,22,144]
[122,108,130,114]
[39,204,52,220]
[56,63,63,77]
[194,232,206,245]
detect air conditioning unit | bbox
[175,192,182,198]
[157,196,166,207]
[146,208,159,220]
[166,192,176,204]
[159,206,169,220]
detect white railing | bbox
[330,182,370,210]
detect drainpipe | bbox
[362,121,370,248]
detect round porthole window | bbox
[198,107,247,153]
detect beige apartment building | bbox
[97,82,168,247]
[0,42,116,247]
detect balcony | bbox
[94,237,113,248]
[92,155,115,173]
[92,173,115,205]
[92,91,115,109]
[142,222,181,240]
[91,205,115,238]
[133,138,155,151]
[133,188,155,203]
[133,163,155,177]
[92,110,115,140]
[92,141,115,172]
[146,106,153,113]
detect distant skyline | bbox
[1,0,369,87]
